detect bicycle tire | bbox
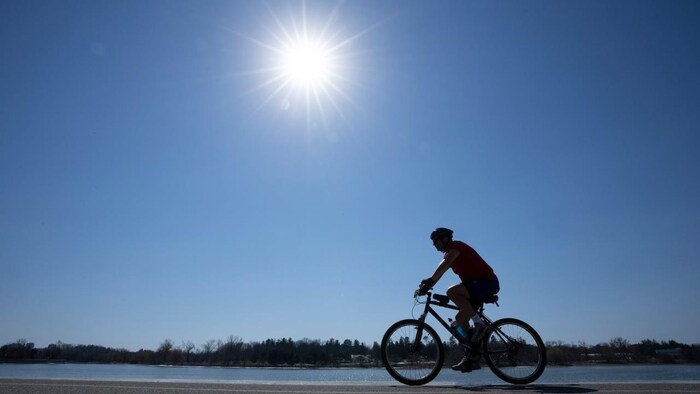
[381,319,444,386]
[482,317,547,384]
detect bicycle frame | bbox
[416,292,535,364]
[415,291,494,346]
[383,290,547,385]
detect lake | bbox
[1,363,699,385]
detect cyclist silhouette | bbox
[417,227,500,371]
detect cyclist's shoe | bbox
[470,323,488,342]
[451,356,481,373]
[468,350,482,363]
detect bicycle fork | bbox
[410,311,428,353]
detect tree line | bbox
[1,337,698,366]
[0,337,380,367]
[545,338,700,364]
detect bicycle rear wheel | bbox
[482,318,546,384]
[381,319,444,386]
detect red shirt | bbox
[446,240,497,281]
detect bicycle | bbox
[381,289,546,386]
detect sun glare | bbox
[282,40,332,88]
[235,1,377,129]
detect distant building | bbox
[350,354,372,363]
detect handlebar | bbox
[414,287,433,298]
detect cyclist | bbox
[416,227,500,372]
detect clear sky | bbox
[1,0,699,351]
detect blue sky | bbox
[1,0,699,351]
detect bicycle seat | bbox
[433,294,451,305]
[482,294,499,304]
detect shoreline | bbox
[3,376,700,383]
[3,358,699,367]
[1,379,700,393]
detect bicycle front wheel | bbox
[482,318,547,384]
[381,319,444,386]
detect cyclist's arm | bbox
[429,248,460,284]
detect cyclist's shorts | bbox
[463,278,500,303]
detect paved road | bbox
[1,379,699,393]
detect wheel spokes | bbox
[484,321,544,381]
[383,322,441,382]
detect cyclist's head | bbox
[430,227,453,241]
[430,227,453,251]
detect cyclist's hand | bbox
[415,278,434,297]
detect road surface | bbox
[1,379,699,393]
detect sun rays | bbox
[235,1,376,130]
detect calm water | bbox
[1,363,699,385]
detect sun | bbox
[281,39,333,89]
[235,1,377,129]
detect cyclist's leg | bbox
[446,283,475,329]
[447,284,480,372]
[463,279,500,342]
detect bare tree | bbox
[158,339,174,353]
[201,340,215,353]
[201,339,216,360]
[609,337,630,350]
[157,339,174,363]
[181,340,195,363]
